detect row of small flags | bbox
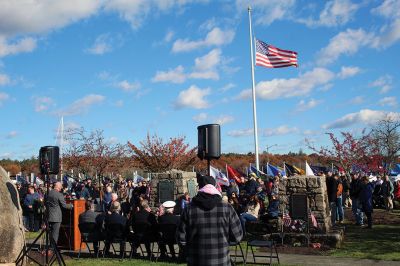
[209,161,321,186]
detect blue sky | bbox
[0,0,399,160]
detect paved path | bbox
[275,253,399,266]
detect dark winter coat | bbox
[360,182,375,213]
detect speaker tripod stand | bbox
[16,171,66,266]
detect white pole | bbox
[60,116,64,173]
[248,6,260,171]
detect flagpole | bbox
[248,6,260,171]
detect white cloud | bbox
[33,96,55,112]
[220,83,235,92]
[374,18,400,48]
[317,28,375,65]
[64,121,81,131]
[104,0,209,30]
[164,30,174,42]
[0,1,101,36]
[337,66,361,79]
[0,73,10,85]
[172,27,235,53]
[115,80,140,92]
[153,49,225,83]
[58,94,105,116]
[152,65,186,84]
[227,128,253,137]
[214,115,234,125]
[296,99,323,112]
[379,96,397,107]
[193,112,208,123]
[298,0,359,27]
[0,92,9,106]
[263,125,299,136]
[237,68,335,100]
[0,36,36,57]
[371,0,400,19]
[6,131,17,139]
[349,96,364,105]
[86,34,113,55]
[236,0,296,26]
[369,75,393,93]
[323,109,400,129]
[189,48,221,80]
[114,100,124,107]
[174,85,210,109]
[193,48,221,72]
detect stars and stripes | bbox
[283,211,292,227]
[255,39,298,68]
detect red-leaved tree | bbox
[128,133,197,173]
[306,130,382,174]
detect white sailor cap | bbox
[162,200,176,209]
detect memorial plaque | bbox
[187,179,197,198]
[290,194,308,219]
[158,180,174,203]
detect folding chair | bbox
[129,223,158,260]
[245,221,280,265]
[229,241,245,265]
[78,222,99,258]
[156,224,179,262]
[103,223,126,259]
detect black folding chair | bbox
[245,221,280,265]
[103,223,126,259]
[78,222,99,258]
[129,223,158,260]
[229,241,245,265]
[156,224,178,262]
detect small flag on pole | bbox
[255,39,298,68]
[306,161,315,176]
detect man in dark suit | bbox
[104,201,127,256]
[130,199,158,258]
[46,182,72,244]
[79,200,100,254]
[158,201,180,259]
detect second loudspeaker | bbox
[197,124,221,160]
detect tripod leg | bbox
[15,229,46,265]
[49,231,66,266]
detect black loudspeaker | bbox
[39,146,60,175]
[197,124,221,160]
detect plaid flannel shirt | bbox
[177,200,243,266]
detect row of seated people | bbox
[78,199,179,259]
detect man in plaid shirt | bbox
[177,175,243,266]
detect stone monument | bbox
[0,166,25,264]
[148,170,197,208]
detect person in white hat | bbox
[158,200,180,259]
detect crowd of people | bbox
[326,172,399,229]
[15,169,400,263]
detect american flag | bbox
[255,39,298,68]
[283,211,292,227]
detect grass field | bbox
[329,210,400,261]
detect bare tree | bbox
[63,128,127,178]
[371,118,400,173]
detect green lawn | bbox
[25,231,41,240]
[329,223,400,261]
